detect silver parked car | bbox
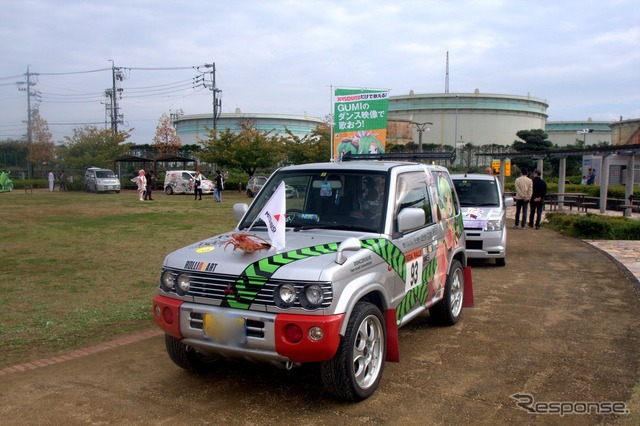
[83,167,121,193]
[452,173,513,266]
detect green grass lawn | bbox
[0,188,246,368]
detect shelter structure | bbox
[153,154,198,173]
[480,144,640,217]
[113,154,155,180]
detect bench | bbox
[619,195,640,214]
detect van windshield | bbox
[96,170,116,179]
[453,179,500,207]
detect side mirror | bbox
[335,237,361,265]
[504,197,514,208]
[233,203,249,221]
[397,207,426,232]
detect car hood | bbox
[460,206,504,227]
[163,229,379,281]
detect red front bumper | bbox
[153,294,345,363]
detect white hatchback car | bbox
[452,173,513,266]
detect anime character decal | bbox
[395,171,464,325]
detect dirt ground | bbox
[1,224,639,425]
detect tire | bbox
[247,189,254,198]
[165,186,173,195]
[321,302,386,401]
[6,182,13,191]
[164,334,222,373]
[429,259,464,326]
[496,257,506,267]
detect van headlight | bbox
[175,273,190,296]
[485,219,503,231]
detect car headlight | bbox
[485,219,503,231]
[175,273,190,296]
[300,284,324,309]
[274,283,297,308]
[160,270,175,292]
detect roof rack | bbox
[341,151,456,163]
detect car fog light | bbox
[284,324,303,343]
[176,273,190,296]
[163,307,174,324]
[308,326,323,341]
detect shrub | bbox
[545,212,640,240]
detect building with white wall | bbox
[387,90,549,148]
[173,109,324,145]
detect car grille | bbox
[466,240,483,250]
[162,268,333,309]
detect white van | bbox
[452,173,513,266]
[83,167,121,193]
[163,170,214,195]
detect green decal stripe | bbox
[396,289,416,323]
[223,243,341,309]
[361,238,405,280]
[423,256,437,282]
[414,282,429,305]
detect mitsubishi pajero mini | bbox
[153,158,470,401]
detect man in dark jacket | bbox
[528,169,547,229]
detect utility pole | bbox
[108,60,124,135]
[196,63,222,136]
[16,65,40,179]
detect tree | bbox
[512,129,553,173]
[282,123,331,165]
[152,113,182,156]
[58,126,132,171]
[27,108,55,168]
[200,120,284,178]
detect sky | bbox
[1,0,638,144]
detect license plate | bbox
[203,312,246,344]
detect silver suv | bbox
[153,159,468,401]
[452,173,513,266]
[83,167,121,193]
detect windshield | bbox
[96,170,117,179]
[239,170,387,233]
[453,179,500,207]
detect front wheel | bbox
[6,182,13,191]
[164,334,222,373]
[429,259,464,325]
[321,302,386,401]
[165,186,173,195]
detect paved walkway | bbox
[507,205,640,289]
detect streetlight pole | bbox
[413,122,432,152]
[577,128,592,147]
[454,94,459,164]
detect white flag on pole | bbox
[258,181,286,250]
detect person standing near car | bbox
[48,170,55,191]
[144,170,156,200]
[513,167,532,230]
[528,169,547,229]
[213,170,223,202]
[193,170,202,200]
[59,170,67,191]
[136,169,147,202]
